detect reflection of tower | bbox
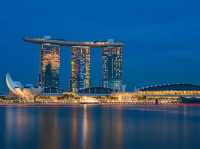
[102,46,123,91]
[70,108,78,149]
[70,46,90,92]
[39,110,60,149]
[82,104,90,149]
[39,44,60,93]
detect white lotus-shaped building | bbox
[6,73,42,100]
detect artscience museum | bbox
[5,73,42,100]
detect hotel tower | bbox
[102,46,122,91]
[70,46,90,92]
[39,44,60,93]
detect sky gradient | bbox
[0,0,200,93]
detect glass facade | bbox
[102,46,122,91]
[39,44,60,93]
[70,46,90,92]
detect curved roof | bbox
[139,84,200,91]
[78,87,114,94]
[5,73,21,94]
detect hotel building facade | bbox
[70,46,90,92]
[102,46,123,91]
[39,44,60,93]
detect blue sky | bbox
[0,0,200,93]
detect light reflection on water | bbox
[0,105,200,149]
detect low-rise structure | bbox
[6,73,42,101]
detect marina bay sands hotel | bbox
[24,37,124,93]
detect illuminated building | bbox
[70,46,90,92]
[102,46,123,91]
[78,87,113,96]
[6,73,42,100]
[39,44,60,93]
[138,83,200,96]
[24,37,124,93]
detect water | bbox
[0,104,200,149]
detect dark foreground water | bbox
[0,104,200,149]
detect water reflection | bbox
[5,107,31,149]
[82,105,90,149]
[37,108,60,149]
[0,105,200,149]
[111,106,123,149]
[70,107,78,149]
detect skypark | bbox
[23,37,124,47]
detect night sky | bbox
[0,0,200,93]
